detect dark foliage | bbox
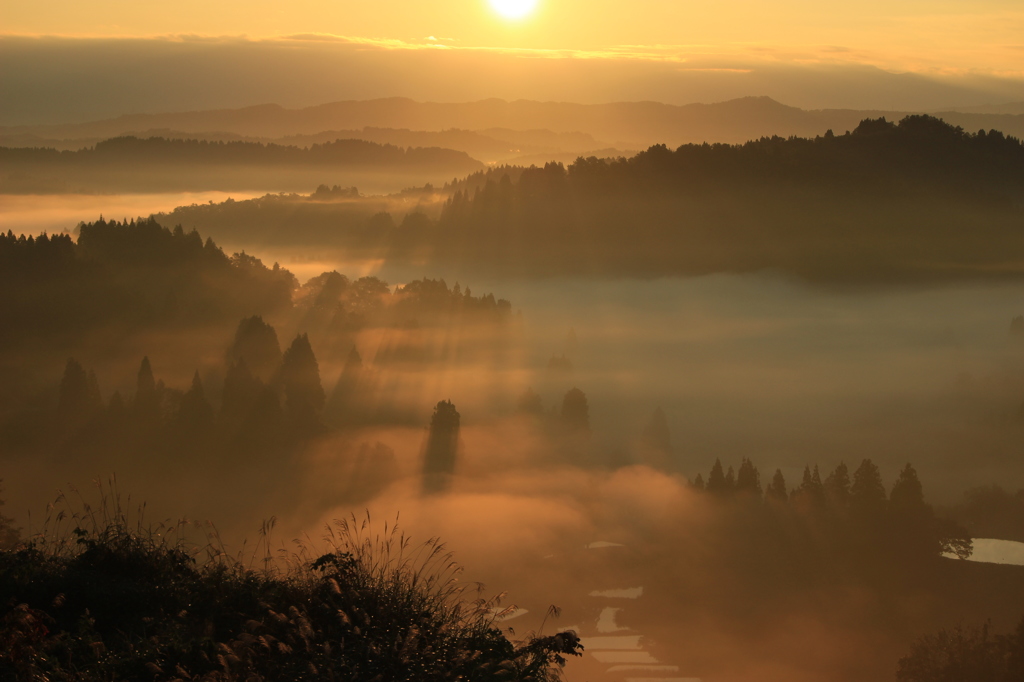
[0,137,485,193]
[944,486,1024,543]
[0,512,581,681]
[0,219,295,348]
[1,136,482,168]
[422,117,1024,281]
[423,400,461,493]
[897,618,1024,682]
[0,485,19,551]
[694,457,973,569]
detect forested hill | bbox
[442,115,1024,195]
[0,137,485,194]
[1,136,484,168]
[145,114,1024,283]
[0,219,297,347]
[411,116,1024,282]
[8,96,1024,149]
[0,217,514,356]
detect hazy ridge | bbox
[153,115,1024,284]
[0,136,486,194]
[5,96,1024,153]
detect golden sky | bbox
[3,0,1024,76]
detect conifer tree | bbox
[58,358,100,420]
[890,463,925,512]
[227,315,282,382]
[423,399,461,493]
[706,459,728,493]
[725,466,736,490]
[824,461,851,509]
[766,469,788,502]
[851,459,887,514]
[280,333,325,425]
[888,462,941,558]
[561,387,590,432]
[736,458,762,497]
[178,371,214,432]
[516,386,543,415]
[794,465,824,506]
[135,356,159,419]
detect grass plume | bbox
[0,482,582,681]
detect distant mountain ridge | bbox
[4,96,1024,151]
[0,126,619,166]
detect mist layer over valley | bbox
[5,102,1024,682]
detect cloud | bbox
[2,35,1024,127]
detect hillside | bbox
[161,115,1024,284]
[0,136,485,194]
[5,97,1024,152]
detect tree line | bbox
[418,116,1024,281]
[0,136,484,170]
[0,219,295,348]
[0,219,512,352]
[692,457,972,563]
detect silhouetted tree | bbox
[516,387,543,415]
[897,622,1007,682]
[951,485,1024,543]
[548,355,573,373]
[851,459,887,515]
[888,463,947,558]
[766,469,788,502]
[280,334,325,427]
[824,461,851,509]
[134,356,159,420]
[706,459,729,494]
[423,400,461,493]
[227,316,282,382]
[793,465,824,507]
[735,458,762,497]
[561,387,590,432]
[107,390,125,416]
[890,463,925,513]
[691,474,705,490]
[177,371,214,434]
[57,358,101,422]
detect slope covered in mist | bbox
[160,115,1024,284]
[6,96,1024,151]
[0,136,485,194]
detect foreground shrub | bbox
[0,489,581,681]
[897,620,1024,682]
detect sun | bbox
[488,0,539,20]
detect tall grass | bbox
[0,480,582,681]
